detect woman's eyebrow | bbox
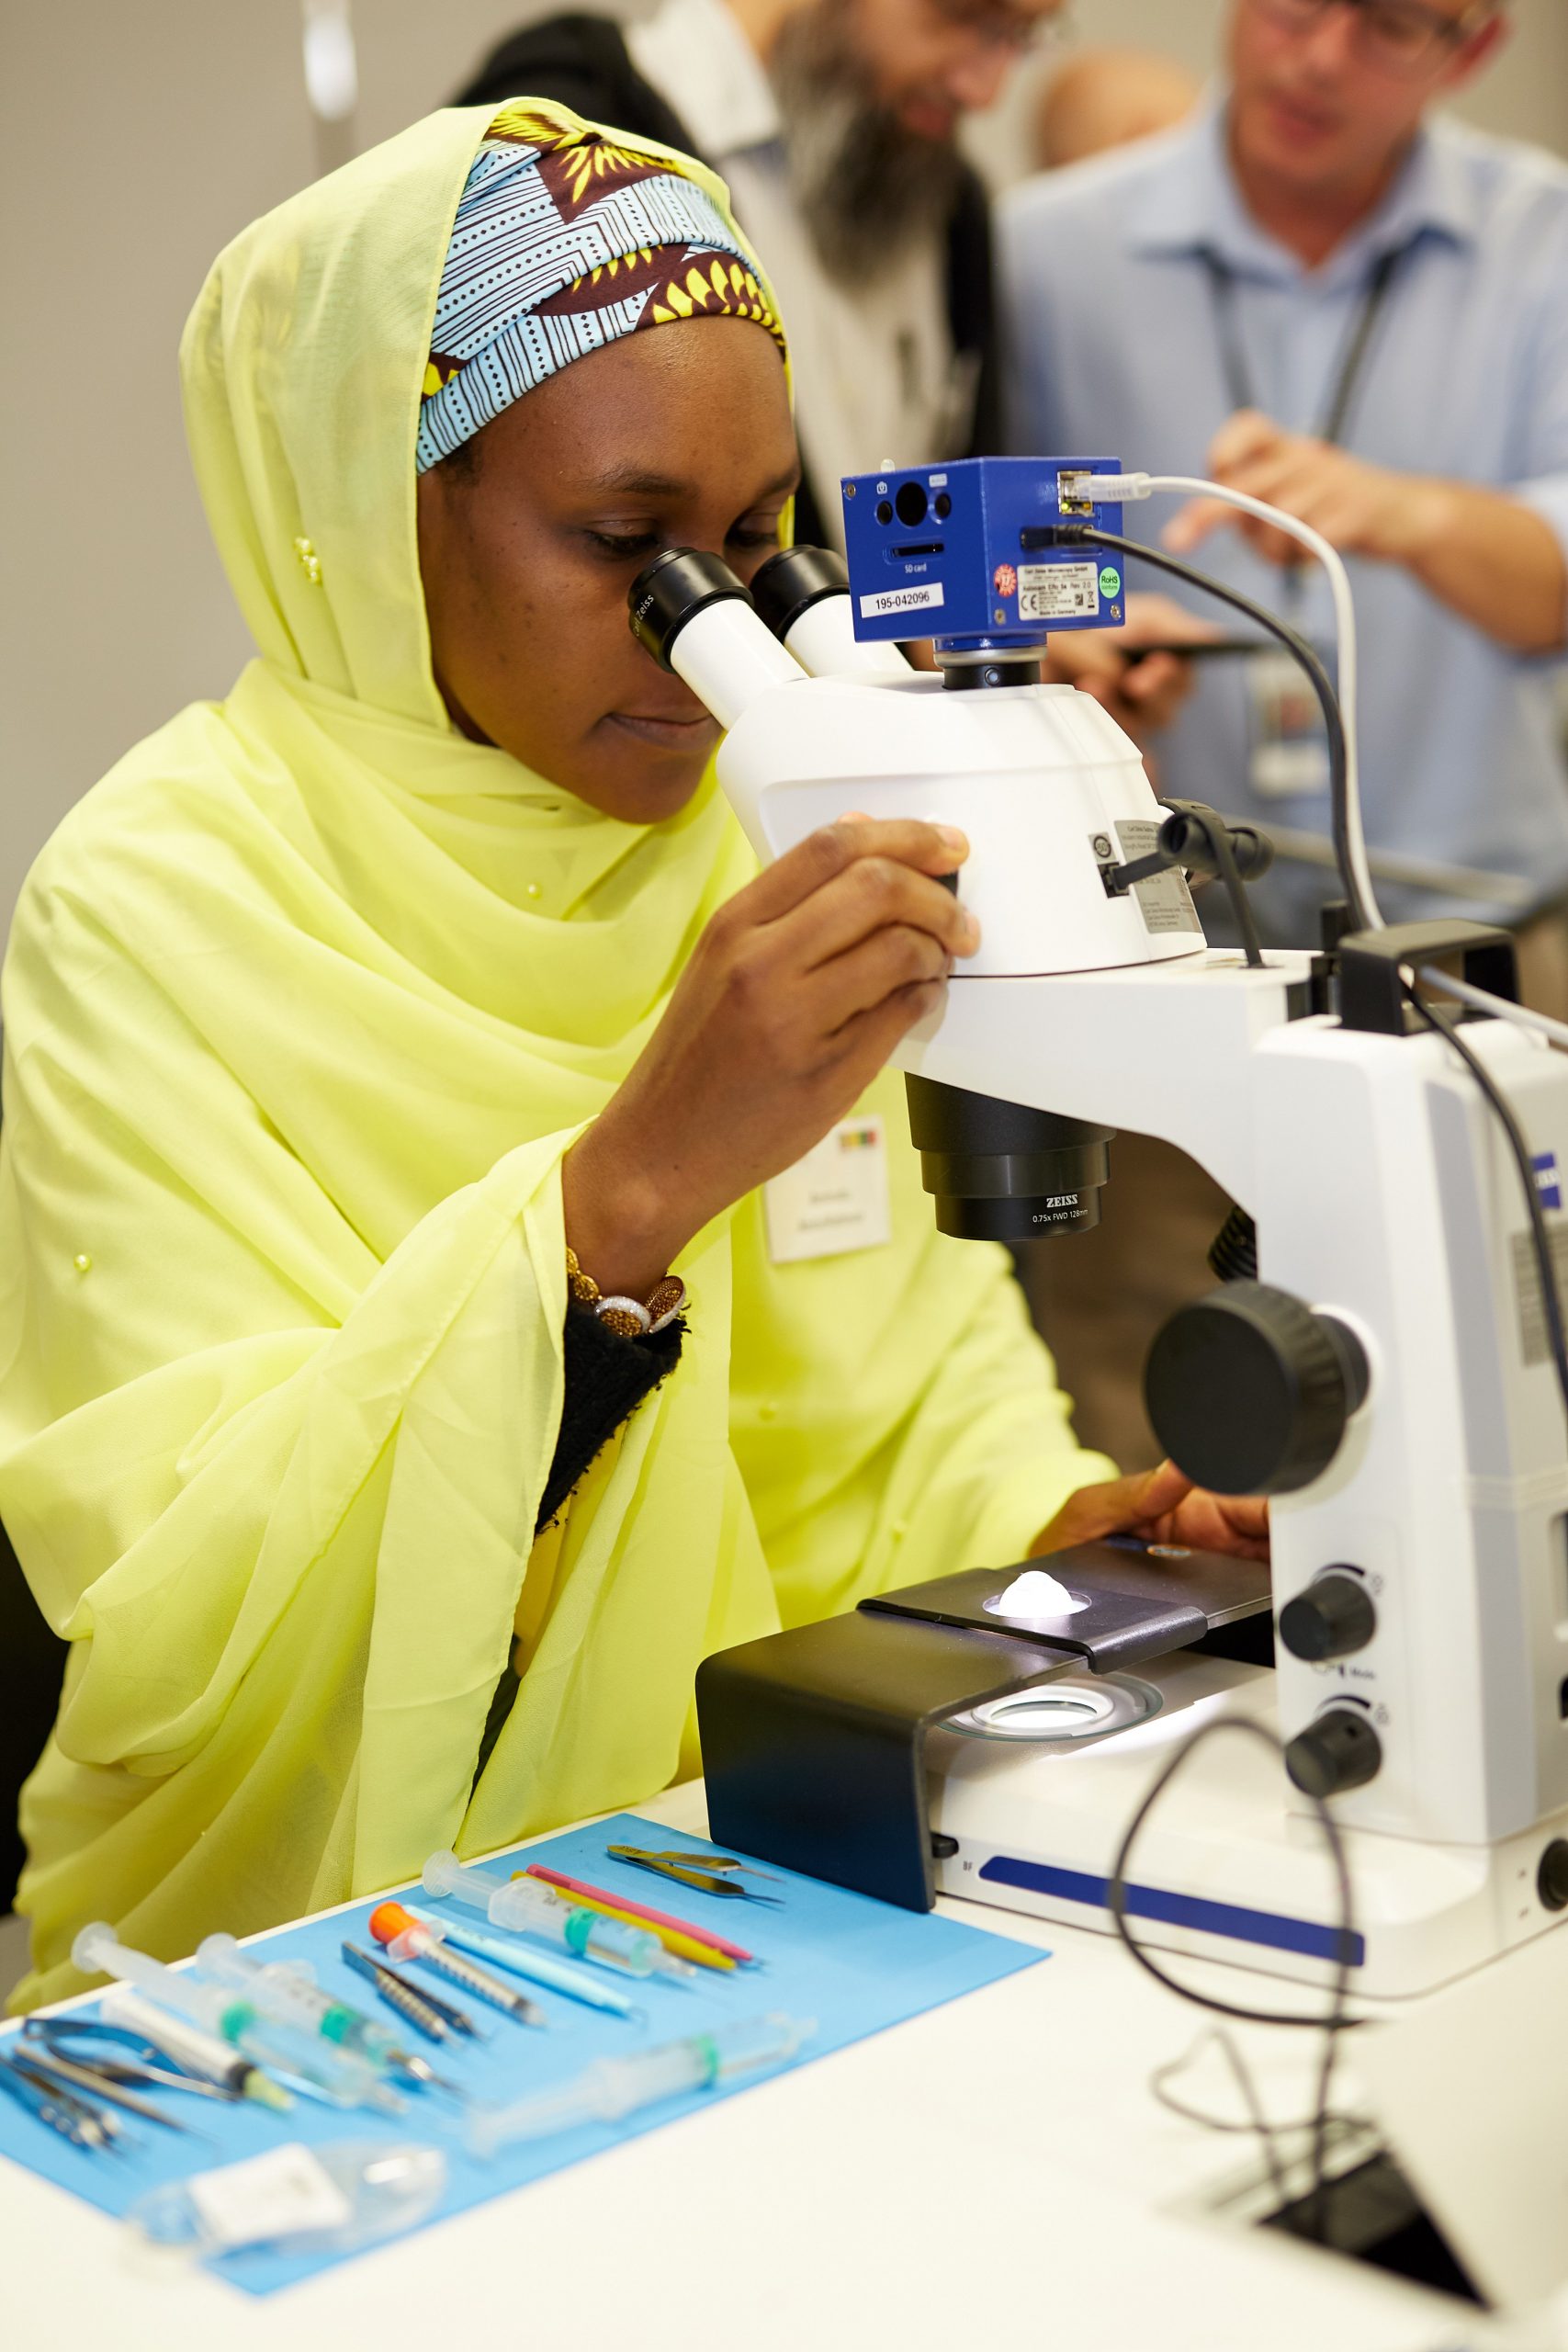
[583,462,803,501]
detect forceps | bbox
[606,1846,785,1904]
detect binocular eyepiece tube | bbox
[629,545,909,706]
[628,548,801,728]
[626,554,1118,1246]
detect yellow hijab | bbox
[0,103,1107,2008]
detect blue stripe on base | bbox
[977,1855,1365,1967]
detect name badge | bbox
[763,1116,893,1265]
[1247,648,1331,799]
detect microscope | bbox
[629,457,1568,1999]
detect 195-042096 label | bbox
[1017,561,1100,622]
[859,582,944,619]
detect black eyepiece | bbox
[906,1076,1113,1241]
[750,546,849,642]
[628,548,750,670]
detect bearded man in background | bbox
[457,0,1192,729]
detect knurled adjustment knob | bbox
[1284,1708,1382,1799]
[1280,1570,1377,1663]
[1145,1279,1369,1497]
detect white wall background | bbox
[4,0,1565,933]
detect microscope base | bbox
[929,1654,1568,1999]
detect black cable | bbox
[1049,522,1370,933]
[1106,1713,1360,2245]
[1108,801,1266,964]
[1403,977,1568,1436]
[1163,801,1266,968]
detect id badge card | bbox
[763,1115,892,1264]
[1247,648,1331,798]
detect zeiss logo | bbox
[1533,1151,1562,1211]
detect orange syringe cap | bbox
[368,1900,416,1946]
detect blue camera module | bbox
[840,456,1127,650]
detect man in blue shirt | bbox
[999,0,1568,978]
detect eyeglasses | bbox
[1252,0,1494,77]
[925,0,1075,57]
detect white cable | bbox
[1080,470,1382,933]
[1415,967,1568,1055]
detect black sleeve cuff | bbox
[535,1300,684,1532]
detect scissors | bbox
[606,1846,784,1904]
[21,2016,240,2101]
[18,2018,224,2140]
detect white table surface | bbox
[0,1781,1523,2352]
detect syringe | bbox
[195,1934,453,2094]
[467,2013,815,2159]
[99,1986,293,2110]
[367,1904,547,2027]
[422,1849,692,1979]
[399,1900,643,2020]
[73,1924,403,2115]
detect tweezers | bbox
[606,1846,784,1904]
[15,2044,211,2139]
[0,2053,121,2152]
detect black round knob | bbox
[1284,1709,1382,1799]
[1145,1280,1370,1497]
[1280,1570,1377,1663]
[1538,1839,1568,1913]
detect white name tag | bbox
[859,582,943,619]
[763,1116,893,1264]
[1247,648,1331,798]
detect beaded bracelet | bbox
[566,1245,686,1340]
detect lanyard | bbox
[1201,242,1404,450]
[1201,243,1404,623]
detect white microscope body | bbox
[638,485,1568,1998]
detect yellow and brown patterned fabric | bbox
[416,100,786,472]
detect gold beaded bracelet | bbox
[566,1245,686,1340]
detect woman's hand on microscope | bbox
[1032,1460,1270,1564]
[563,817,978,1299]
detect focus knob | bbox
[1145,1280,1369,1496]
[1284,1709,1382,1799]
[1279,1570,1377,1663]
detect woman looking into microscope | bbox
[0,101,1264,2007]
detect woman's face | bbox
[416,316,798,821]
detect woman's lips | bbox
[605,710,722,750]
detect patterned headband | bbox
[416,103,788,472]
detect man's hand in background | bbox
[1044,592,1215,749]
[1164,408,1431,568]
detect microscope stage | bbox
[927,1654,1568,1999]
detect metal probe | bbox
[369,1901,547,2027]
